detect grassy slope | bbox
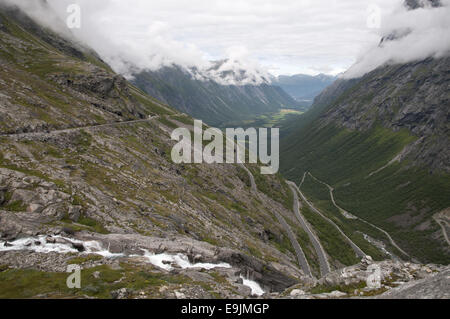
[281,107,450,264]
[132,68,300,127]
[221,109,303,129]
[0,11,174,131]
[0,9,322,281]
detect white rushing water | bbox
[240,275,265,296]
[1,236,266,295]
[140,250,232,271]
[0,236,78,254]
[0,235,124,258]
[0,237,231,271]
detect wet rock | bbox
[61,227,76,236]
[45,236,56,244]
[216,248,298,292]
[71,242,85,252]
[155,244,166,254]
[123,247,144,256]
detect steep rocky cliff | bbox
[281,1,450,265]
[0,2,313,298]
[320,57,450,173]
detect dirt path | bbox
[0,116,160,139]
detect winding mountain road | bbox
[433,212,450,247]
[307,172,410,259]
[240,164,313,277]
[295,173,367,258]
[0,116,160,139]
[308,173,358,220]
[287,181,331,276]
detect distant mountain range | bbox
[272,73,336,107]
[131,63,300,127]
[131,63,338,126]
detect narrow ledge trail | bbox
[287,181,331,276]
[0,116,160,139]
[240,164,313,278]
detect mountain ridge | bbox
[281,57,449,264]
[0,2,316,297]
[132,64,299,126]
[273,73,336,109]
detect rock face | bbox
[0,4,309,298]
[285,258,449,299]
[280,0,450,264]
[216,249,299,292]
[318,259,445,289]
[376,267,450,299]
[321,57,450,173]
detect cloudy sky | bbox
[40,0,409,76]
[9,0,447,80]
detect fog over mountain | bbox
[7,0,441,84]
[4,0,448,84]
[344,0,450,78]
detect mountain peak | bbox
[187,58,271,86]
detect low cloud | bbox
[344,0,450,78]
[4,0,447,84]
[188,46,272,85]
